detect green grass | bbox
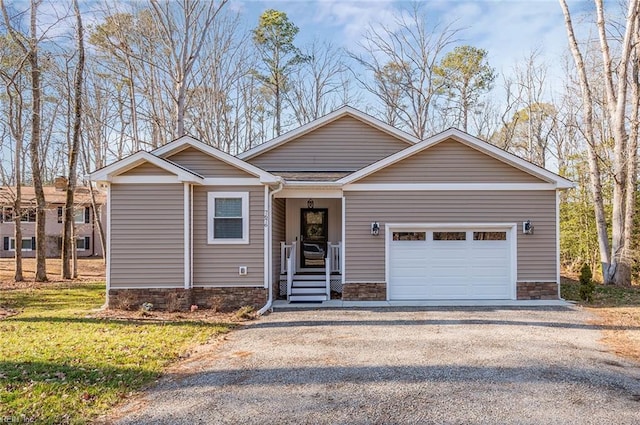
[561,276,640,306]
[0,283,231,424]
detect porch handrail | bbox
[286,241,296,301]
[329,242,341,273]
[280,242,291,274]
[325,243,332,298]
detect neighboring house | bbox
[88,106,573,311]
[0,182,106,258]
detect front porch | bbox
[279,241,342,302]
[271,193,343,303]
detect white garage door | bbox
[389,228,513,300]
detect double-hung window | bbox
[6,237,35,251]
[207,192,249,244]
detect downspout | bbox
[257,178,284,316]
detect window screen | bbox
[213,198,243,239]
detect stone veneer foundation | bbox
[342,283,387,301]
[516,282,558,300]
[108,287,267,312]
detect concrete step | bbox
[289,294,328,302]
[291,287,328,295]
[293,274,326,280]
[292,280,326,288]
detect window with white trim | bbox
[1,206,13,222]
[7,237,34,251]
[74,207,87,224]
[21,208,36,223]
[207,192,249,244]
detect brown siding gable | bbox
[340,128,573,188]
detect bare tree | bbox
[187,12,253,153]
[349,4,459,139]
[285,40,348,126]
[61,0,84,279]
[2,0,48,281]
[149,0,228,138]
[0,34,28,281]
[559,0,639,285]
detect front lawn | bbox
[561,277,640,363]
[0,282,231,424]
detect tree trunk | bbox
[621,31,640,285]
[559,0,612,280]
[595,0,639,284]
[88,183,106,265]
[13,189,23,281]
[28,0,47,282]
[62,0,84,279]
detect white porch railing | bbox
[286,241,297,301]
[280,241,341,274]
[325,244,332,298]
[329,242,341,273]
[281,241,340,300]
[280,242,292,274]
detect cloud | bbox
[311,0,407,49]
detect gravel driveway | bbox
[113,306,640,424]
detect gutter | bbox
[257,178,285,316]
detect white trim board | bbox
[202,178,262,186]
[207,191,250,245]
[105,183,111,294]
[112,176,186,184]
[109,286,186,290]
[343,183,558,191]
[263,186,269,289]
[341,196,346,285]
[191,284,266,288]
[274,188,343,198]
[338,128,574,189]
[184,183,191,290]
[88,151,204,183]
[238,106,418,160]
[151,135,280,184]
[556,191,561,296]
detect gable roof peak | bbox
[237,105,419,161]
[339,127,574,189]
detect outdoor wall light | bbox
[371,222,380,236]
[522,220,534,235]
[307,199,314,209]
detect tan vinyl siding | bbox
[192,185,265,286]
[110,184,184,288]
[344,190,556,282]
[247,116,410,172]
[272,198,286,290]
[120,162,174,176]
[166,147,254,178]
[359,139,545,183]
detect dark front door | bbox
[300,208,328,268]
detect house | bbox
[88,106,573,312]
[0,181,106,258]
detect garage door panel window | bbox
[473,231,506,241]
[433,231,466,241]
[393,232,426,241]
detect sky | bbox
[13,0,597,98]
[232,0,594,92]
